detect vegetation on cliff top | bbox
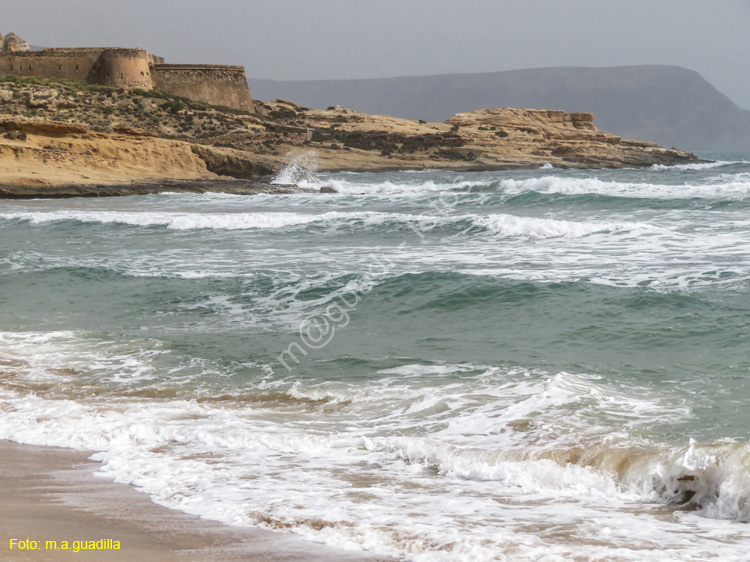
[0,75,253,139]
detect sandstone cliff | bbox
[0,115,291,197]
[0,120,217,187]
[207,100,697,172]
[0,76,700,195]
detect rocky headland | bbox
[251,65,750,151]
[0,76,700,196]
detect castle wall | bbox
[153,65,253,111]
[0,49,104,82]
[0,47,254,112]
[0,48,160,89]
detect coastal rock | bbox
[4,130,27,141]
[0,80,700,194]
[113,126,160,138]
[27,89,59,108]
[0,89,13,104]
[190,144,277,178]
[2,32,30,53]
[54,97,81,110]
[1,120,89,137]
[440,107,696,168]
[241,101,699,173]
[0,119,219,188]
[569,112,597,130]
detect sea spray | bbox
[272,151,322,186]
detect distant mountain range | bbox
[250,66,750,152]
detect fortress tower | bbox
[0,33,253,111]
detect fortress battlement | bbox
[153,64,245,70]
[0,35,253,111]
[12,48,159,58]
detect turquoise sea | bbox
[1,155,750,561]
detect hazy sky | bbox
[6,0,750,108]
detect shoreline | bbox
[0,157,716,199]
[0,100,702,200]
[0,440,394,562]
[0,179,315,199]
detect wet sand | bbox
[0,440,394,561]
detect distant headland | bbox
[0,32,253,111]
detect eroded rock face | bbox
[0,118,221,188]
[1,120,89,137]
[113,126,160,138]
[190,144,277,178]
[26,89,59,108]
[4,130,27,141]
[0,90,13,104]
[2,32,30,53]
[246,101,699,172]
[440,107,695,168]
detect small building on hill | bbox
[0,32,253,111]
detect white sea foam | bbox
[650,161,738,171]
[0,209,661,242]
[497,175,750,199]
[319,178,495,195]
[474,214,661,238]
[1,385,749,561]
[651,439,750,521]
[268,167,750,200]
[3,202,745,294]
[2,336,750,562]
[0,210,327,230]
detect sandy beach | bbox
[0,440,393,562]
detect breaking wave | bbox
[0,209,661,239]
[1,360,749,562]
[650,161,738,171]
[496,175,750,199]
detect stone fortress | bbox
[0,32,253,111]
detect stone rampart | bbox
[153,65,253,111]
[0,49,103,82]
[0,39,254,111]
